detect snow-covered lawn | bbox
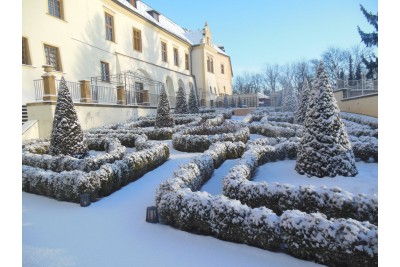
[23,140,322,267]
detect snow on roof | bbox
[257,92,270,99]
[183,29,204,45]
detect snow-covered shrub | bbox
[350,135,378,162]
[22,138,126,172]
[281,210,377,267]
[155,85,174,128]
[249,123,300,138]
[49,77,88,158]
[261,112,294,123]
[340,112,378,129]
[199,108,216,114]
[282,83,297,112]
[222,140,378,225]
[188,86,199,114]
[23,138,169,203]
[295,62,358,178]
[294,79,310,124]
[175,86,189,114]
[344,119,378,138]
[85,131,147,146]
[172,124,249,152]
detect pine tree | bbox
[295,61,358,178]
[188,86,199,113]
[230,96,236,108]
[237,96,243,108]
[294,79,310,124]
[355,63,362,80]
[175,86,189,114]
[358,4,378,78]
[49,77,88,159]
[282,82,297,112]
[348,55,354,84]
[223,94,229,108]
[155,85,174,128]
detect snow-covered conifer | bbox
[238,96,243,108]
[49,77,88,159]
[231,96,236,108]
[155,85,175,128]
[188,86,199,113]
[294,79,310,124]
[223,94,229,108]
[295,61,358,178]
[282,82,297,112]
[175,86,189,114]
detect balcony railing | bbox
[34,79,81,102]
[334,78,378,99]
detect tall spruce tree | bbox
[49,77,88,159]
[231,96,236,108]
[223,94,229,108]
[348,55,354,83]
[155,85,174,128]
[295,61,358,178]
[358,4,378,78]
[237,96,243,108]
[188,86,199,113]
[282,82,297,112]
[175,86,189,114]
[294,79,310,124]
[355,63,362,80]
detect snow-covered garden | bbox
[22,63,378,266]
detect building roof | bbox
[116,0,228,55]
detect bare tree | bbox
[263,63,280,94]
[321,46,348,83]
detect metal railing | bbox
[335,78,378,99]
[34,79,81,102]
[90,84,117,104]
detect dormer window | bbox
[147,10,160,22]
[126,0,136,8]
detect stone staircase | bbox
[22,105,28,125]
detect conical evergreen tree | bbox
[231,96,236,108]
[282,82,297,112]
[355,63,362,80]
[155,85,175,128]
[237,96,243,108]
[188,86,199,113]
[223,94,229,108]
[348,55,354,83]
[49,77,88,159]
[175,86,189,114]
[295,61,358,178]
[294,79,310,124]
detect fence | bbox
[34,79,81,102]
[335,78,378,99]
[90,84,117,104]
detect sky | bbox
[142,0,378,76]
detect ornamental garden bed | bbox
[22,135,169,203]
[172,124,250,152]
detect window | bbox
[44,44,61,71]
[22,37,31,65]
[147,10,159,22]
[185,53,189,70]
[221,64,225,74]
[101,61,110,82]
[48,0,63,19]
[126,0,136,8]
[133,28,142,52]
[207,56,214,73]
[105,13,114,42]
[173,48,179,66]
[161,41,167,62]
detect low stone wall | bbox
[26,102,157,138]
[334,90,378,118]
[233,108,255,116]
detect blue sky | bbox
[142,0,378,75]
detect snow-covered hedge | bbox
[261,112,294,123]
[156,140,377,266]
[340,112,378,129]
[249,122,300,138]
[350,135,378,162]
[281,210,377,267]
[223,139,378,225]
[22,137,169,203]
[344,119,378,138]
[172,124,249,152]
[23,138,126,172]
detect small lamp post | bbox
[80,193,91,207]
[146,206,159,223]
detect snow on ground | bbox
[87,150,107,156]
[253,160,377,196]
[22,139,323,267]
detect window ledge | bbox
[22,64,37,68]
[45,13,68,23]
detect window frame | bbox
[48,0,64,19]
[185,53,189,70]
[22,37,32,65]
[161,41,168,62]
[173,47,179,66]
[133,28,142,52]
[221,64,225,74]
[126,0,137,8]
[43,43,62,71]
[105,12,115,42]
[100,61,110,82]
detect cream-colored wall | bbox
[22,120,40,141]
[334,91,378,118]
[22,0,194,104]
[215,54,233,96]
[27,102,157,138]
